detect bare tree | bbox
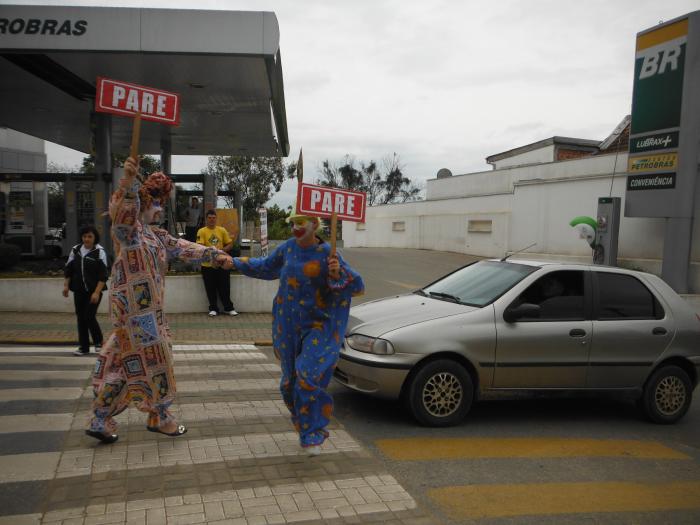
[379,153,411,204]
[361,161,383,205]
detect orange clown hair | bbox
[138,172,173,209]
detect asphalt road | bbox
[332,247,700,525]
[340,246,479,304]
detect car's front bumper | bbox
[333,344,416,400]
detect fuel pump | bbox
[594,196,621,266]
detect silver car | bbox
[334,259,700,426]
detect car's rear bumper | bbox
[334,347,413,400]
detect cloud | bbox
[34,0,700,208]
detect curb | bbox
[0,339,275,346]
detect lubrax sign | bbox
[0,18,87,36]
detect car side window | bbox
[512,270,585,321]
[596,272,664,320]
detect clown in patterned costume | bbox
[87,157,233,443]
[233,211,364,455]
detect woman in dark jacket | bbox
[63,225,109,356]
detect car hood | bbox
[347,293,477,337]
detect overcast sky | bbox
[6,0,700,208]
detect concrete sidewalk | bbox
[0,344,433,525]
[0,312,274,346]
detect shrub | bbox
[0,243,22,271]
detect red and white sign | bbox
[298,183,366,223]
[95,77,180,126]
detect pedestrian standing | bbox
[196,209,238,316]
[86,157,233,444]
[233,211,364,455]
[63,225,108,356]
[184,196,201,242]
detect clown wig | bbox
[138,172,173,209]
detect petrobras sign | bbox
[625,12,700,218]
[627,153,678,174]
[0,5,141,51]
[0,18,87,36]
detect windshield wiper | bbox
[428,291,461,303]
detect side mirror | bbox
[504,303,541,323]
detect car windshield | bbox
[420,260,538,307]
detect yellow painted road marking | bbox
[429,481,700,519]
[376,437,690,460]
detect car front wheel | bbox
[406,359,474,427]
[640,365,692,424]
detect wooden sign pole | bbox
[330,212,338,257]
[129,112,144,182]
[130,112,141,159]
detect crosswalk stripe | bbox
[0,370,89,381]
[0,414,74,434]
[0,387,85,402]
[0,452,61,482]
[0,513,40,525]
[177,378,279,392]
[174,351,267,361]
[54,429,361,479]
[0,356,93,366]
[376,437,691,460]
[428,481,700,519]
[1,474,416,524]
[172,344,258,351]
[73,399,289,427]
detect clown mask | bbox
[290,217,318,243]
[143,199,163,225]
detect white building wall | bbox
[490,144,555,169]
[344,152,700,292]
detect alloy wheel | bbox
[654,376,686,416]
[422,372,463,418]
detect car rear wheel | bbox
[406,359,473,427]
[640,365,692,424]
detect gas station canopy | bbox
[0,4,289,157]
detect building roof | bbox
[485,136,601,164]
[0,4,289,156]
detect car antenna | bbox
[501,242,537,262]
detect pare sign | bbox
[95,77,180,126]
[298,183,366,223]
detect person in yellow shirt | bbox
[196,209,238,316]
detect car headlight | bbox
[345,334,395,355]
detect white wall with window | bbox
[343,150,700,292]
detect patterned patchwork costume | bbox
[90,178,226,434]
[234,238,364,447]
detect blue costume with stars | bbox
[234,237,364,447]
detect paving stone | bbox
[0,339,433,524]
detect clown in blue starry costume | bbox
[233,216,363,451]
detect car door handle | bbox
[569,329,587,337]
[652,327,667,335]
